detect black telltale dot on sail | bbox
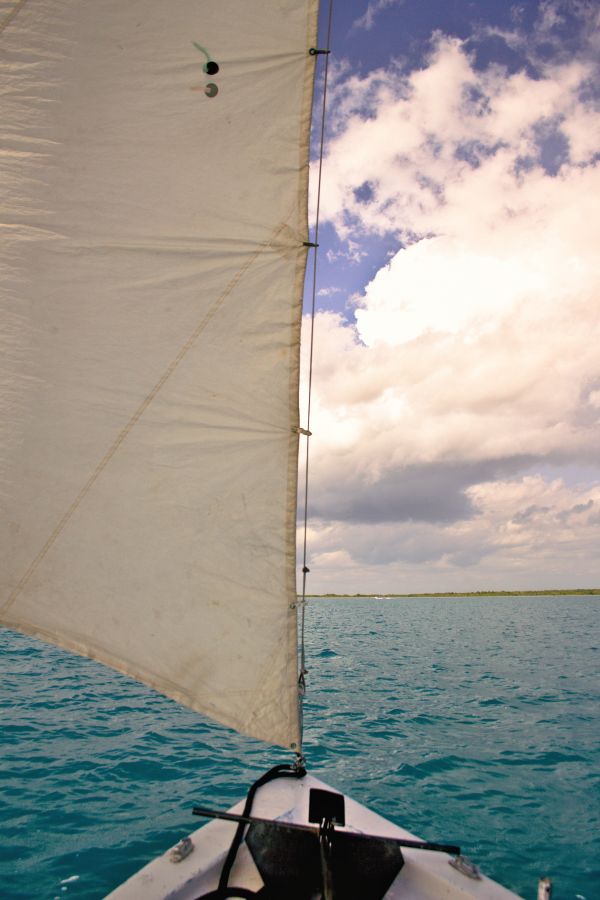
[203,61,219,75]
[205,83,218,98]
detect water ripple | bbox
[1,594,598,899]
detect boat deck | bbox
[106,773,522,899]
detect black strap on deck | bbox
[192,784,460,900]
[192,762,305,899]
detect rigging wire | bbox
[298,0,334,750]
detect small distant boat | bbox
[1,1,528,896]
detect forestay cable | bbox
[298,0,334,747]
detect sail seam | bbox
[0,0,29,36]
[1,225,288,617]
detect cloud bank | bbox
[301,14,600,592]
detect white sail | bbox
[0,0,318,748]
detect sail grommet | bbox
[192,43,220,93]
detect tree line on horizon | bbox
[307,589,599,598]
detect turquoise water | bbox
[1,595,598,899]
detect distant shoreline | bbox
[306,589,600,598]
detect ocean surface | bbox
[1,595,598,899]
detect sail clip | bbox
[303,241,319,248]
[309,48,331,56]
[298,668,307,695]
[293,751,307,775]
[296,427,312,436]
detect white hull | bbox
[107,773,521,899]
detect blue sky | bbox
[301,0,600,593]
[310,0,599,317]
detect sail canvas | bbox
[0,0,318,748]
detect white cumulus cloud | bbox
[300,29,600,592]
